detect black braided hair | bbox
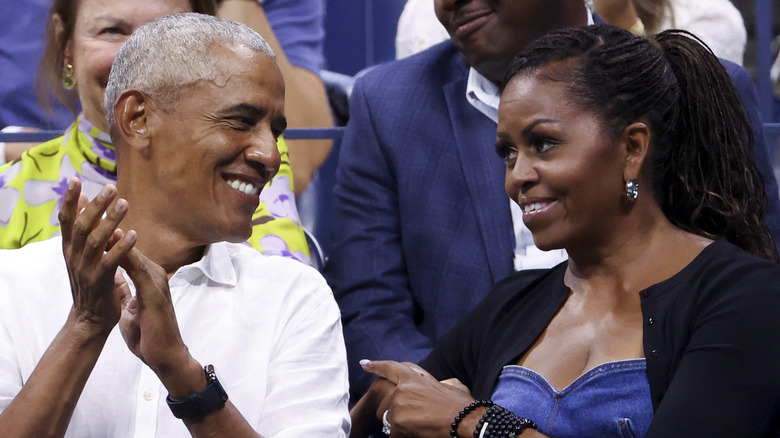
[501,24,777,262]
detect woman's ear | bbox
[52,14,71,62]
[621,121,651,181]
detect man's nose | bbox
[245,128,281,182]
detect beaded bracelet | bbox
[473,415,489,438]
[450,400,494,437]
[478,405,537,437]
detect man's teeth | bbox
[523,202,547,214]
[226,179,259,196]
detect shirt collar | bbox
[169,241,239,288]
[464,10,596,122]
[466,68,501,123]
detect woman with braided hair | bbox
[350,25,780,438]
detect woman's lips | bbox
[520,200,556,227]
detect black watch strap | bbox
[166,364,229,419]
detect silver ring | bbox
[382,409,391,435]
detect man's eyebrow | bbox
[217,103,266,118]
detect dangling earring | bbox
[62,63,76,90]
[625,178,639,201]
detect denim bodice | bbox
[491,359,652,438]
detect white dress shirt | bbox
[0,237,350,437]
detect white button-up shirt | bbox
[0,238,350,437]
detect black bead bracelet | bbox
[478,405,537,437]
[451,399,494,437]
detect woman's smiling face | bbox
[497,68,629,252]
[59,0,191,132]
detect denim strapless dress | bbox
[491,359,653,438]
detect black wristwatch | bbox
[166,364,229,419]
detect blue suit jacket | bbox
[324,41,780,402]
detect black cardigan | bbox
[421,240,780,437]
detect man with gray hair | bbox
[0,13,349,437]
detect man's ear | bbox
[621,122,651,182]
[114,90,151,154]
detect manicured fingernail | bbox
[68,178,76,190]
[124,230,136,242]
[359,359,371,367]
[114,199,125,212]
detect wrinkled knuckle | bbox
[58,209,69,225]
[85,233,102,251]
[73,220,90,239]
[136,258,150,274]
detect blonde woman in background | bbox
[593,0,747,65]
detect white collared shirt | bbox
[0,238,350,437]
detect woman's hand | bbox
[359,360,475,438]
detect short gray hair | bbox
[105,13,275,129]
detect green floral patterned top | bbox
[0,115,310,263]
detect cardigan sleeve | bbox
[645,249,780,436]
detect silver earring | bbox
[625,178,639,201]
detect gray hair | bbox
[105,13,275,129]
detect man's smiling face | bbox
[142,44,285,245]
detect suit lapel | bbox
[443,64,514,284]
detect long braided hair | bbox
[501,24,777,262]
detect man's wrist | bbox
[158,356,207,399]
[166,364,229,419]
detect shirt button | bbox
[648,317,655,325]
[143,390,154,401]
[651,349,660,357]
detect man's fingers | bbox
[83,198,130,263]
[114,270,132,305]
[102,228,137,273]
[59,177,82,248]
[69,185,118,256]
[119,246,168,305]
[77,192,89,214]
[120,246,153,277]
